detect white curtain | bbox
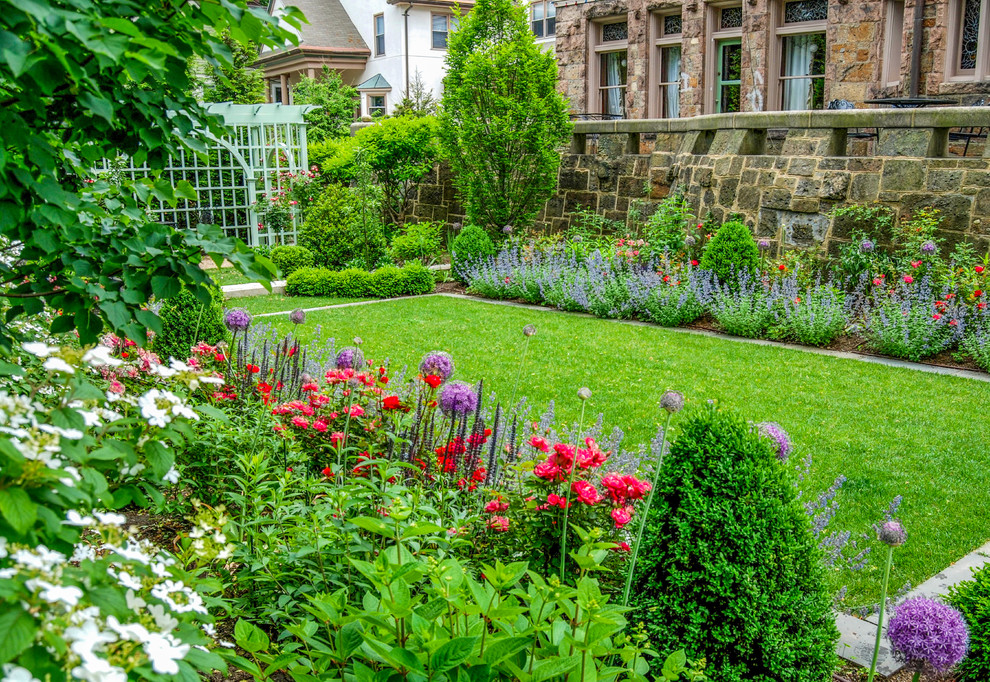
[663,47,681,118]
[603,52,625,117]
[782,34,815,111]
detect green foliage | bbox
[291,66,359,142]
[947,565,990,681]
[154,286,228,361]
[392,70,439,118]
[299,184,388,270]
[629,406,838,682]
[699,221,760,284]
[390,221,443,263]
[199,32,265,104]
[0,0,292,347]
[645,193,695,255]
[769,286,848,346]
[269,245,315,277]
[285,263,434,298]
[354,116,440,226]
[451,225,497,282]
[438,0,572,232]
[308,136,360,185]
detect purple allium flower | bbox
[577,387,592,401]
[502,224,513,235]
[523,324,537,337]
[921,241,936,254]
[660,390,684,414]
[419,351,454,382]
[860,239,875,254]
[439,380,477,415]
[288,308,306,325]
[757,239,771,251]
[224,308,252,332]
[879,519,907,547]
[887,598,969,672]
[685,236,697,247]
[757,421,792,461]
[335,346,364,370]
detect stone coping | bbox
[572,107,990,134]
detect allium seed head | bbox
[439,380,478,416]
[921,241,936,254]
[659,390,684,414]
[577,387,592,401]
[879,519,907,547]
[887,597,969,672]
[419,351,455,382]
[685,236,697,247]
[860,239,875,254]
[523,324,537,337]
[224,308,252,332]
[353,337,363,346]
[757,421,793,461]
[288,308,306,325]
[502,224,513,234]
[758,239,771,251]
[335,347,364,370]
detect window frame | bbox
[704,2,744,114]
[374,13,386,57]
[650,9,683,118]
[589,18,630,118]
[366,93,387,118]
[431,13,456,50]
[531,1,556,38]
[768,0,827,112]
[945,0,990,82]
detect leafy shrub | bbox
[699,220,760,284]
[291,66,359,142]
[285,263,434,298]
[308,135,359,185]
[644,193,694,255]
[299,184,388,270]
[863,277,966,361]
[452,225,497,282]
[155,285,227,360]
[629,406,838,682]
[946,565,990,681]
[269,244,315,277]
[390,221,443,263]
[400,261,436,295]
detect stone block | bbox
[877,128,948,157]
[618,175,646,197]
[718,178,740,207]
[740,169,759,185]
[790,197,820,214]
[757,209,780,238]
[794,178,821,197]
[848,173,880,202]
[899,193,974,232]
[418,185,443,205]
[847,158,882,172]
[926,170,964,193]
[881,160,924,192]
[975,189,990,217]
[736,185,761,211]
[694,167,714,187]
[781,210,830,246]
[962,171,990,188]
[821,172,851,200]
[564,191,598,213]
[558,168,590,191]
[762,188,792,211]
[788,158,817,177]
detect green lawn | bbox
[208,268,258,287]
[260,294,990,606]
[228,294,368,316]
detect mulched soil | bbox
[836,663,955,681]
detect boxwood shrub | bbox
[269,245,315,277]
[285,262,435,299]
[947,565,990,681]
[629,405,838,682]
[699,220,760,284]
[154,285,228,361]
[451,225,496,282]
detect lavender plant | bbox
[962,303,990,371]
[769,278,849,346]
[862,276,966,361]
[706,271,782,338]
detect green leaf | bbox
[0,488,36,534]
[481,635,531,665]
[430,636,478,673]
[340,621,363,658]
[350,516,393,538]
[0,606,36,664]
[531,655,581,682]
[401,522,445,539]
[233,619,270,654]
[388,645,425,673]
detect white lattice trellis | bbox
[107,103,316,247]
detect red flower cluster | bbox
[601,472,651,505]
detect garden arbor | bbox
[109,103,315,247]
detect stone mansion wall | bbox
[553,0,990,120]
[405,108,990,255]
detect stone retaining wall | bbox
[403,108,990,253]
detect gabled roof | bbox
[271,0,368,52]
[356,74,392,91]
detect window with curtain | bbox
[654,10,682,118]
[374,14,385,56]
[531,1,556,37]
[432,14,453,49]
[776,0,827,111]
[600,51,628,118]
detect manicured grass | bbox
[227,294,368,316]
[208,268,259,287]
[264,295,990,606]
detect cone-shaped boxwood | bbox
[629,405,838,682]
[699,220,760,284]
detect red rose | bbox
[778,264,786,271]
[321,466,332,477]
[691,260,699,266]
[974,290,983,298]
[423,374,442,389]
[383,395,402,410]
[976,265,985,273]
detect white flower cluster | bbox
[186,505,235,562]
[0,392,83,486]
[0,514,217,680]
[137,389,198,428]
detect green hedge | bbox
[629,406,838,682]
[947,565,990,681]
[285,262,435,299]
[269,245,315,277]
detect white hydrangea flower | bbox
[146,603,178,632]
[22,342,59,357]
[42,357,75,374]
[65,510,96,527]
[106,616,151,643]
[0,536,8,559]
[143,632,190,675]
[12,546,66,571]
[64,619,117,662]
[2,663,40,682]
[94,511,126,527]
[39,583,84,607]
[81,346,123,367]
[71,544,97,563]
[162,466,180,485]
[71,657,126,682]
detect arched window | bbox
[948,0,989,80]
